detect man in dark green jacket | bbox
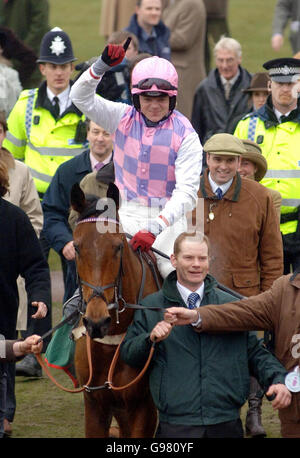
[120,231,291,438]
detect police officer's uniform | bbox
[3,27,87,199]
[234,57,300,273]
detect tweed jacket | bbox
[191,170,283,296]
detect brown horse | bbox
[71,182,160,438]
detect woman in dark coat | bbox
[0,160,50,438]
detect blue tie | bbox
[216,187,223,199]
[187,292,200,309]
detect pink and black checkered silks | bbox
[113,106,194,207]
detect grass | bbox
[13,299,85,439]
[49,0,105,66]
[10,0,290,439]
[228,0,291,73]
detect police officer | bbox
[234,57,300,275]
[3,27,87,199]
[6,27,87,377]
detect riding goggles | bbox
[132,78,177,91]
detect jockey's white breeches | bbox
[119,201,187,278]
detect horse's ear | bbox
[107,182,120,210]
[70,183,86,214]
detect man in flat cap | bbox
[190,133,284,437]
[234,57,300,276]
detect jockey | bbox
[70,40,202,277]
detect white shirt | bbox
[274,108,291,123]
[47,86,72,115]
[208,173,233,197]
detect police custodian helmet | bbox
[37,27,76,64]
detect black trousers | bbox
[283,248,300,274]
[155,419,244,439]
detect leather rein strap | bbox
[84,334,156,392]
[35,332,156,393]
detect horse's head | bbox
[71,182,127,340]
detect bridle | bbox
[76,217,126,323]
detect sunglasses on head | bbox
[133,78,177,91]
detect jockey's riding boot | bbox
[15,353,42,377]
[245,376,266,438]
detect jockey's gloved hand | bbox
[92,37,131,76]
[130,230,156,252]
[129,217,167,252]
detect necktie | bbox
[224,81,231,100]
[52,96,60,119]
[95,162,104,171]
[215,187,223,200]
[187,292,200,309]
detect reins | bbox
[35,332,156,393]
[36,323,157,394]
[107,337,156,392]
[83,335,156,392]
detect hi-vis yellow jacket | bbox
[3,83,87,197]
[234,107,300,236]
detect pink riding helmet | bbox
[131,56,178,97]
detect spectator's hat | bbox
[241,139,267,182]
[263,57,300,83]
[37,27,76,64]
[242,72,270,93]
[204,133,246,156]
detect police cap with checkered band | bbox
[37,27,76,64]
[263,57,300,83]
